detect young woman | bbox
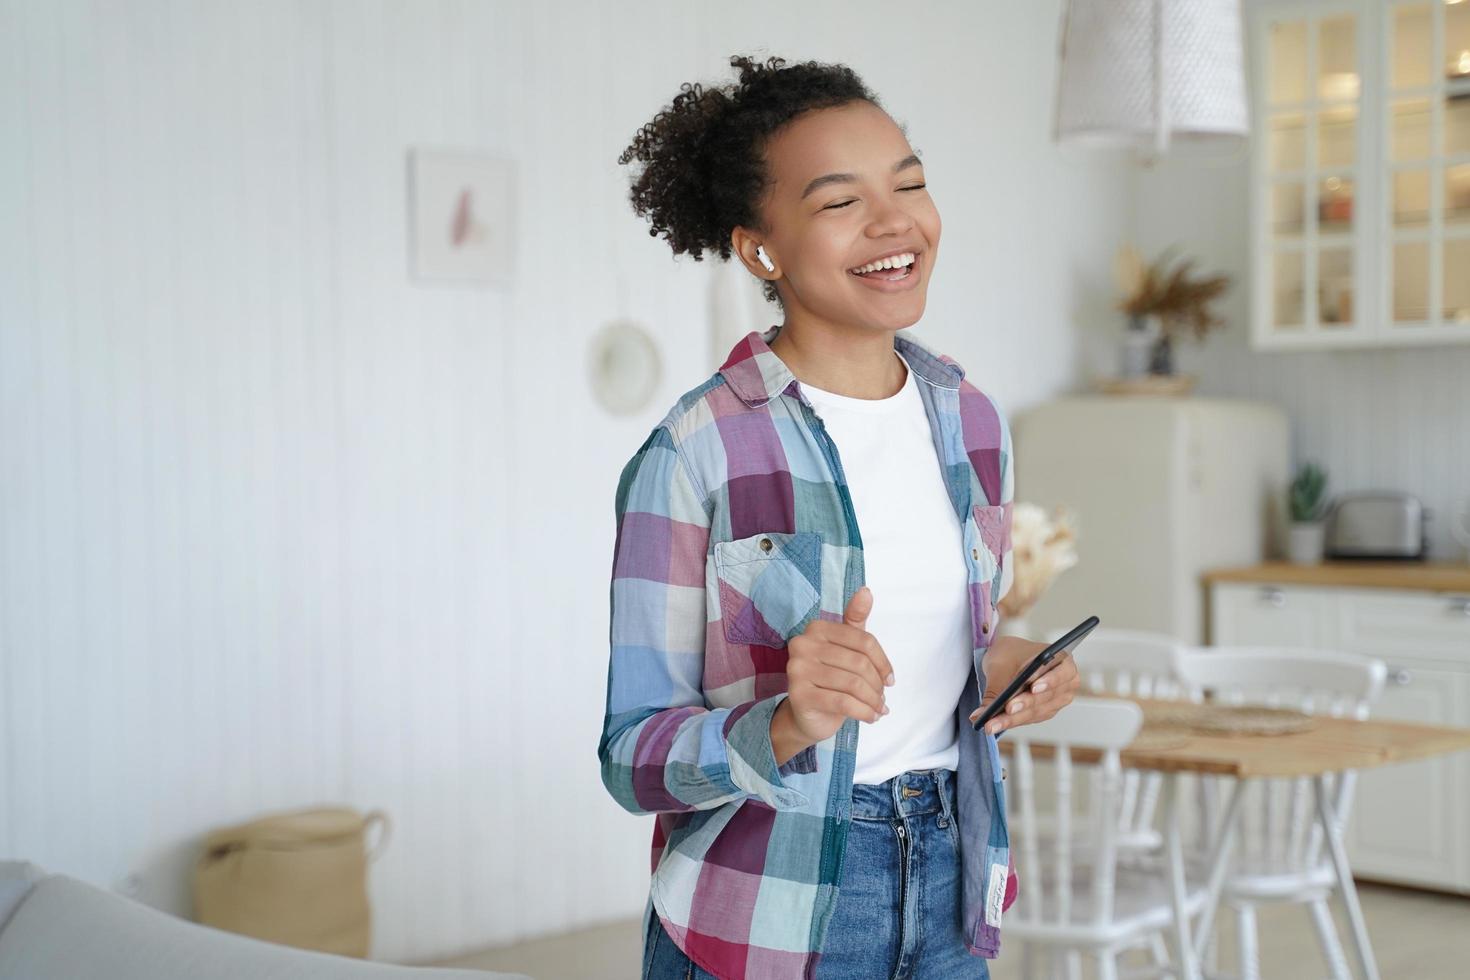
[599,55,1081,980]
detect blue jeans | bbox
[642,766,991,980]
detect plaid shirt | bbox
[599,324,1018,980]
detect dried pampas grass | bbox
[997,502,1079,620]
[1115,244,1232,341]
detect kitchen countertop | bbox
[1202,560,1470,594]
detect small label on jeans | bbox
[986,862,1007,926]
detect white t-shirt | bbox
[799,348,974,785]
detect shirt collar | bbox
[718,323,966,409]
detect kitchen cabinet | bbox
[1250,0,1470,349]
[1206,568,1470,893]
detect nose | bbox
[865,192,916,239]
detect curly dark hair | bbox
[618,54,882,305]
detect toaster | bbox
[1324,492,1427,560]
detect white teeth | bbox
[849,252,916,274]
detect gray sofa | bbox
[0,861,531,980]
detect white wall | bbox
[0,0,1131,962]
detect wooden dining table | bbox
[998,695,1470,980]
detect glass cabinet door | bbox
[1387,0,1470,333]
[1256,7,1367,343]
[1253,0,1470,348]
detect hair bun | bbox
[618,54,878,304]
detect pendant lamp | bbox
[1054,0,1250,157]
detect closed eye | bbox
[821,184,928,211]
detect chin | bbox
[865,295,927,332]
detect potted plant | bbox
[1112,244,1232,378]
[1288,461,1331,565]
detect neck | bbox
[768,314,907,400]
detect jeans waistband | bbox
[849,766,957,821]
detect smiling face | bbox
[733,100,941,334]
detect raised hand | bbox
[772,586,895,760]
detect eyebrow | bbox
[799,153,924,200]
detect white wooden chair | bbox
[1041,628,1193,861]
[1005,696,1210,980]
[1173,647,1387,980]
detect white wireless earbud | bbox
[756,245,775,273]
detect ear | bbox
[730,226,777,280]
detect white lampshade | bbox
[1054,0,1249,154]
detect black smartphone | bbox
[971,615,1100,733]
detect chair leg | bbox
[1234,902,1260,980]
[1145,937,1181,980]
[1094,950,1120,980]
[1065,949,1082,980]
[1147,931,1171,972]
[1197,921,1219,977]
[1308,898,1351,980]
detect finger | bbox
[823,622,896,688]
[809,665,887,718]
[1025,653,1069,689]
[1032,667,1081,700]
[812,684,885,724]
[969,699,999,724]
[1016,669,1077,712]
[1025,654,1075,695]
[976,697,1025,734]
[840,590,893,690]
[969,697,1016,728]
[817,645,887,703]
[987,694,1061,734]
[1022,686,1066,715]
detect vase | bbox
[1287,521,1326,565]
[1120,314,1159,378]
[1120,330,1153,378]
[1148,331,1176,376]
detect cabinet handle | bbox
[1259,586,1287,608]
[1386,666,1413,686]
[1449,596,1470,618]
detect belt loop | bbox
[936,769,956,828]
[890,773,906,817]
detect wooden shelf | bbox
[1094,374,1197,397]
[1202,560,1470,593]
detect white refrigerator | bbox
[1012,396,1290,645]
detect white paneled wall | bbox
[0,0,1132,963]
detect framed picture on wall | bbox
[407,148,516,286]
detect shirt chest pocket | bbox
[711,530,823,648]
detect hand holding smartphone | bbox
[971,615,1099,733]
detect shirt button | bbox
[972,547,980,560]
[981,619,991,634]
[759,537,773,552]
